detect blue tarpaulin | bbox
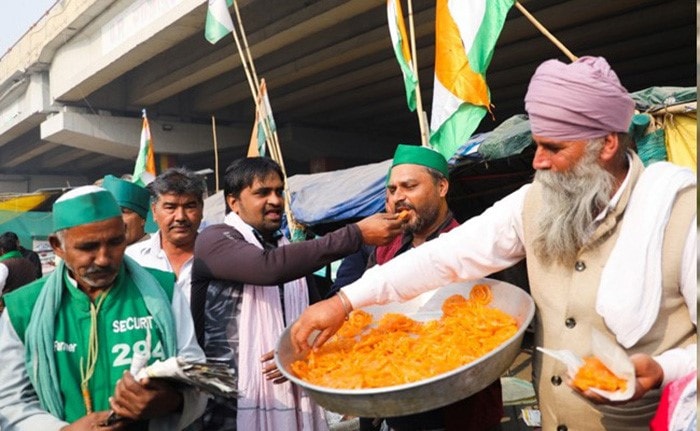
[287,159,392,226]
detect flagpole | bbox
[226,11,286,173]
[514,1,578,62]
[232,0,286,176]
[211,115,220,192]
[406,0,429,147]
[226,1,276,156]
[231,0,299,236]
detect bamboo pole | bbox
[227,2,276,160]
[649,102,696,115]
[211,115,220,192]
[230,0,300,235]
[232,0,285,173]
[514,1,578,63]
[406,0,429,147]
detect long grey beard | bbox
[532,145,615,267]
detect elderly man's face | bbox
[386,164,447,235]
[121,207,146,245]
[531,135,589,172]
[51,217,127,291]
[151,192,203,247]
[531,136,614,266]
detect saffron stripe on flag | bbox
[133,110,157,186]
[429,0,514,159]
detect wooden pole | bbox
[227,1,277,158]
[514,1,578,63]
[232,0,298,234]
[649,101,697,116]
[233,0,283,169]
[211,115,220,192]
[406,0,429,147]
[232,0,260,94]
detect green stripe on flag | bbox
[205,0,234,44]
[467,0,514,73]
[430,103,487,160]
[392,40,418,112]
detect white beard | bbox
[532,141,615,267]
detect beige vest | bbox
[522,154,696,431]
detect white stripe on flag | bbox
[430,77,463,132]
[448,0,486,52]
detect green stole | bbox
[0,250,22,261]
[4,257,176,422]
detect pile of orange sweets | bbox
[291,284,518,389]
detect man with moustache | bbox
[331,144,502,431]
[291,56,697,431]
[127,168,205,304]
[190,156,405,431]
[0,186,206,430]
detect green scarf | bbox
[0,250,22,261]
[24,255,177,419]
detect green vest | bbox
[4,266,174,423]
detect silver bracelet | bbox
[336,290,352,321]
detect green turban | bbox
[391,144,449,177]
[102,175,150,219]
[53,185,122,232]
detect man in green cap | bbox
[330,144,502,431]
[0,232,39,311]
[102,175,151,246]
[0,185,207,430]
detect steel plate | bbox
[276,278,535,417]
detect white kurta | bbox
[126,231,194,304]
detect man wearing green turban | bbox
[0,185,206,430]
[102,175,151,246]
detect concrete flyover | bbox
[0,0,695,191]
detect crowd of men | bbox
[0,55,695,431]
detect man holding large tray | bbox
[292,56,697,431]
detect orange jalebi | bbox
[572,356,627,392]
[291,284,518,389]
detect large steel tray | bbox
[276,278,535,417]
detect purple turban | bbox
[524,56,635,141]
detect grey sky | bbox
[1,1,57,57]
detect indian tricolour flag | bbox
[387,0,418,112]
[205,0,234,44]
[247,79,276,157]
[429,0,514,159]
[133,110,156,186]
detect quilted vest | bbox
[522,154,696,430]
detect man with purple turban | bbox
[290,57,697,430]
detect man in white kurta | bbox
[127,167,205,304]
[291,57,696,431]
